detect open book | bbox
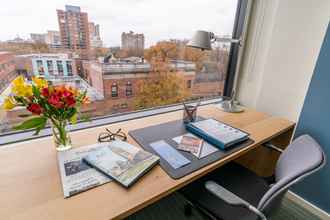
[83,140,160,187]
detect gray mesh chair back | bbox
[257,135,326,215]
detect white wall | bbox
[236,0,330,121]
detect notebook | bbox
[185,118,249,150]
[83,140,159,188]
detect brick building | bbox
[83,59,196,115]
[0,52,17,93]
[57,5,90,59]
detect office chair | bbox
[181,135,326,220]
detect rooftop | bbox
[100,59,196,75]
[16,53,70,59]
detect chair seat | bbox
[180,162,270,220]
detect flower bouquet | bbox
[2,76,89,151]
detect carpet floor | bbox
[126,192,322,220]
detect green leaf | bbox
[32,85,40,97]
[33,119,47,135]
[69,113,78,124]
[66,108,76,119]
[13,117,47,131]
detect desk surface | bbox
[0,105,295,220]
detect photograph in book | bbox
[83,140,159,187]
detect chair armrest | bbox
[205,181,267,220]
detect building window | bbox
[36,60,44,75]
[111,83,118,97]
[66,61,73,76]
[56,61,64,75]
[47,60,53,75]
[187,80,192,89]
[126,81,133,96]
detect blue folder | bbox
[185,118,249,150]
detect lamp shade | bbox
[187,30,213,50]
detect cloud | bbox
[0,0,238,47]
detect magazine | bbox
[177,135,203,157]
[83,140,160,187]
[57,143,112,198]
[173,133,219,158]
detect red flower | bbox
[41,87,50,97]
[27,103,43,115]
[48,94,64,109]
[62,90,73,98]
[65,96,76,107]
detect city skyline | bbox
[0,0,238,47]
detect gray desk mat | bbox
[129,119,254,179]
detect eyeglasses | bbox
[98,128,127,142]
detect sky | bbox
[0,0,238,47]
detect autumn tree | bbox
[0,42,50,54]
[135,42,192,109]
[144,40,206,71]
[93,47,110,58]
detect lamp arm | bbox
[213,35,241,44]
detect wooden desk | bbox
[0,105,295,220]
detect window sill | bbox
[0,97,223,146]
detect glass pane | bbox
[0,0,238,136]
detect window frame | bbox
[223,0,249,97]
[0,97,222,146]
[0,0,250,146]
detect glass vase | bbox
[51,120,72,151]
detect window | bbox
[187,80,192,89]
[111,83,118,97]
[0,0,248,141]
[56,61,64,75]
[47,60,54,75]
[66,61,73,76]
[126,81,133,97]
[36,60,44,75]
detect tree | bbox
[134,68,190,109]
[135,49,190,109]
[93,47,110,58]
[144,40,206,71]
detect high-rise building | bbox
[57,5,90,59]
[30,31,61,48]
[121,31,145,56]
[45,31,61,48]
[88,22,103,48]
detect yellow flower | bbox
[11,76,33,97]
[2,97,16,110]
[12,76,25,88]
[25,84,33,97]
[32,77,48,89]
